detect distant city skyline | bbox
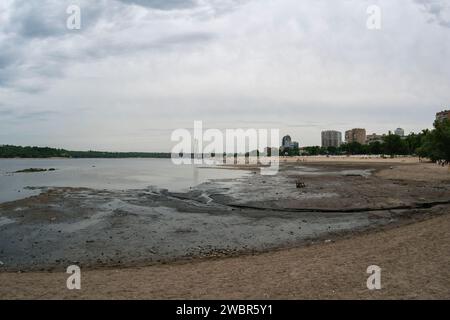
[1,1,450,152]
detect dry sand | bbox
[283,155,423,163]
[1,160,449,300]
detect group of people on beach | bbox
[437,160,449,167]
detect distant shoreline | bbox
[0,145,172,159]
[0,157,171,160]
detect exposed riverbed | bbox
[0,160,449,272]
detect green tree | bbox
[341,142,366,155]
[382,134,407,156]
[418,120,450,162]
[326,146,338,155]
[367,141,382,155]
[302,146,321,156]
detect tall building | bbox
[321,130,342,148]
[366,133,383,144]
[281,135,299,152]
[394,128,405,137]
[282,135,292,148]
[345,128,366,145]
[436,110,450,122]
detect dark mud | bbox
[0,162,449,272]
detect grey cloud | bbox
[0,47,19,69]
[0,107,58,122]
[0,37,26,86]
[0,0,104,87]
[116,0,196,10]
[415,0,450,27]
[92,32,214,56]
[287,123,321,128]
[0,68,16,87]
[0,0,217,91]
[6,1,106,39]
[150,32,216,47]
[16,110,59,121]
[6,1,70,38]
[0,108,15,118]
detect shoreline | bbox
[1,161,449,272]
[1,212,449,299]
[0,155,430,163]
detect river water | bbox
[0,158,249,203]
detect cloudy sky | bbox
[1,0,449,151]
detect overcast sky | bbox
[1,0,449,151]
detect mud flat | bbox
[2,211,449,299]
[0,160,449,274]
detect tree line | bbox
[285,119,450,162]
[0,145,171,159]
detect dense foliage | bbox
[417,120,450,162]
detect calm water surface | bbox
[0,158,249,203]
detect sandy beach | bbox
[0,158,450,299]
[1,212,449,299]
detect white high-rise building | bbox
[394,128,405,137]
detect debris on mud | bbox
[14,168,56,173]
[296,181,306,188]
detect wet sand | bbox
[1,212,449,299]
[1,159,449,299]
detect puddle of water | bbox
[294,166,321,172]
[340,169,374,177]
[291,167,373,177]
[0,217,15,227]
